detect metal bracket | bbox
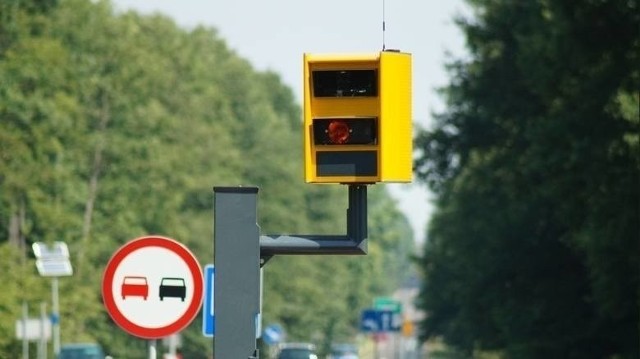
[259,185,368,258]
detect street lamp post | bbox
[32,242,73,358]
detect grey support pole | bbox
[39,302,46,359]
[214,187,261,359]
[212,185,369,357]
[52,277,60,357]
[148,340,156,359]
[22,302,28,359]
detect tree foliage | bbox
[0,0,415,357]
[415,0,639,357]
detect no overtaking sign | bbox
[102,236,203,339]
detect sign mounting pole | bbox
[213,187,261,359]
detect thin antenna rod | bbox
[382,0,386,50]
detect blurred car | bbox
[276,342,318,359]
[327,343,359,359]
[58,343,110,359]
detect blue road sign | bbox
[202,264,215,337]
[360,309,401,333]
[262,323,285,346]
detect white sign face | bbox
[32,242,73,276]
[15,319,51,340]
[36,259,73,277]
[32,242,69,259]
[102,236,203,339]
[111,246,194,327]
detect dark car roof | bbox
[277,343,317,359]
[279,342,315,349]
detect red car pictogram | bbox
[121,276,149,300]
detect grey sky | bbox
[113,0,470,243]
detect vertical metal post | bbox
[168,334,177,357]
[347,185,367,244]
[214,187,261,359]
[22,301,29,359]
[39,302,46,359]
[52,277,60,357]
[374,336,379,359]
[148,339,157,359]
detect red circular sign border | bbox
[102,235,203,339]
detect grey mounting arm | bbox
[260,185,368,261]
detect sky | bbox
[112,0,470,244]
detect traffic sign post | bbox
[361,307,402,359]
[32,241,73,357]
[371,297,403,358]
[102,236,203,339]
[373,297,402,332]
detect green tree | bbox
[416,0,639,357]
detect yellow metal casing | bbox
[303,51,412,184]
